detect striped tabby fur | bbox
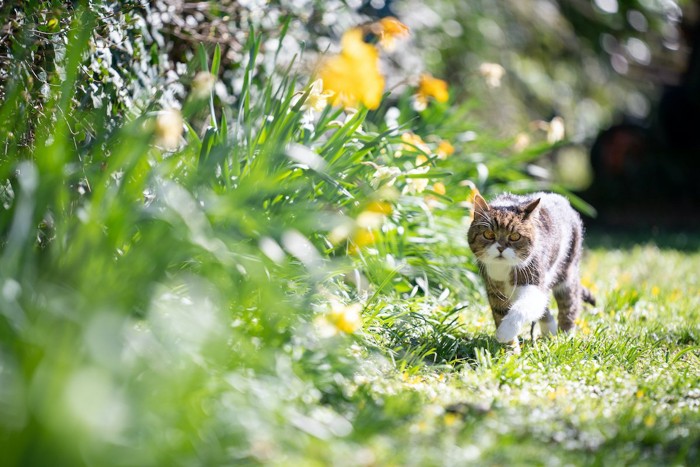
[467,192,595,348]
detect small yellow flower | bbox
[399,132,430,156]
[644,415,656,427]
[327,301,363,334]
[444,413,460,427]
[478,62,505,88]
[436,140,454,159]
[415,154,429,166]
[154,109,184,151]
[575,317,591,335]
[651,286,660,297]
[319,28,385,110]
[414,74,449,110]
[636,390,645,399]
[432,182,446,195]
[374,17,410,51]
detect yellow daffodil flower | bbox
[436,140,454,159]
[319,28,385,110]
[399,132,430,156]
[414,74,449,110]
[327,301,363,334]
[374,17,410,51]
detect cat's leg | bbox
[538,307,558,337]
[495,285,548,344]
[490,310,520,353]
[553,280,582,332]
[486,290,521,352]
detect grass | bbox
[1,11,699,466]
[348,234,700,466]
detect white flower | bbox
[479,62,505,88]
[292,79,334,113]
[191,71,217,99]
[154,109,184,151]
[547,116,566,144]
[403,156,430,195]
[370,165,401,188]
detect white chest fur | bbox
[485,262,511,282]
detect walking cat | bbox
[467,192,595,350]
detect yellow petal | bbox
[417,74,449,104]
[319,29,385,109]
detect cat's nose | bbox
[497,245,505,253]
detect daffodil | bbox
[436,140,454,159]
[369,164,401,188]
[154,109,184,151]
[291,79,335,130]
[534,116,566,144]
[327,300,363,334]
[414,74,449,111]
[191,71,217,100]
[432,182,446,195]
[374,17,410,51]
[292,79,334,113]
[404,155,431,195]
[348,228,376,255]
[315,299,363,336]
[479,62,505,88]
[318,28,385,110]
[547,116,565,144]
[398,132,430,157]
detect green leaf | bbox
[211,43,221,76]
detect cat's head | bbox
[467,194,540,267]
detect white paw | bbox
[496,316,523,343]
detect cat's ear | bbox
[473,194,490,214]
[523,198,540,217]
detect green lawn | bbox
[342,233,700,466]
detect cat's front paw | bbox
[496,315,523,343]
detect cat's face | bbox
[467,195,539,267]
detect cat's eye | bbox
[509,232,522,241]
[483,230,496,240]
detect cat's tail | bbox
[581,287,596,306]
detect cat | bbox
[467,192,595,350]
